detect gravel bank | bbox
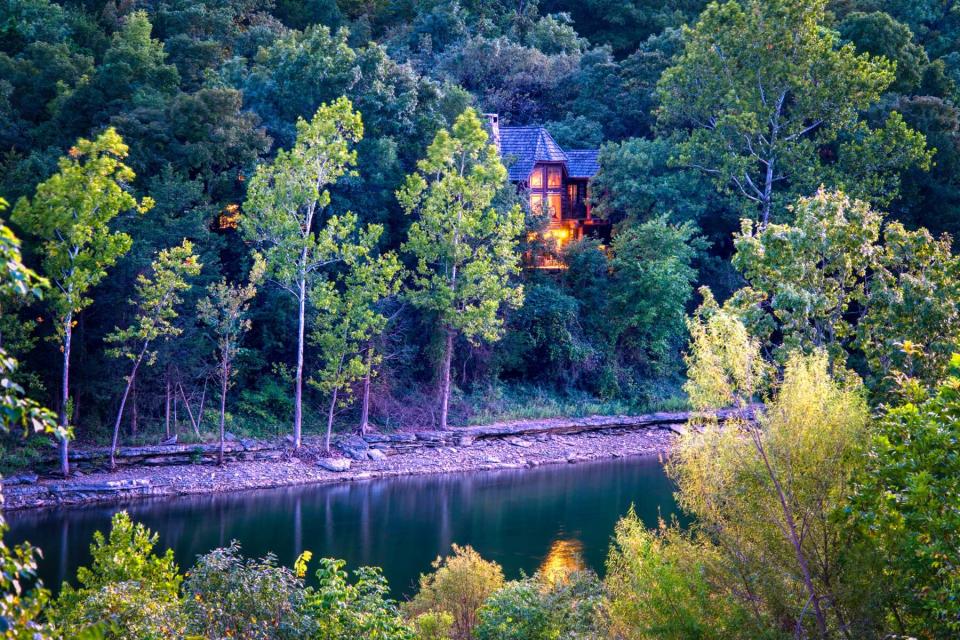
[2,424,677,511]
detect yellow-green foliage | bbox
[404,544,505,640]
[671,352,873,637]
[50,512,186,639]
[412,611,455,640]
[683,287,768,410]
[605,511,765,640]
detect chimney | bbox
[484,113,501,151]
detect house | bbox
[486,114,609,268]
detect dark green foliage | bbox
[475,571,603,640]
[849,365,960,638]
[0,0,956,450]
[184,543,314,638]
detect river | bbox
[4,455,679,597]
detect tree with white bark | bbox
[309,229,401,452]
[399,108,524,430]
[242,96,363,449]
[106,240,201,469]
[197,255,264,464]
[12,129,151,476]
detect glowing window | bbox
[547,193,562,218]
[530,193,543,212]
[529,167,544,188]
[547,165,562,188]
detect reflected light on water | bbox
[538,538,585,585]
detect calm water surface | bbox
[5,456,678,597]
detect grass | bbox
[460,383,689,426]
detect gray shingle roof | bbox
[499,126,569,182]
[497,126,600,181]
[565,150,600,178]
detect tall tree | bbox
[731,189,960,400]
[309,230,401,451]
[399,108,524,430]
[12,128,151,476]
[242,96,363,448]
[106,240,201,469]
[197,255,264,464]
[657,0,932,225]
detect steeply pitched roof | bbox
[499,126,568,182]
[497,126,600,181]
[566,150,600,178]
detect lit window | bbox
[547,166,562,188]
[547,193,562,218]
[530,193,543,212]
[529,167,544,188]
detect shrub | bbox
[475,571,603,640]
[0,523,55,640]
[412,611,454,640]
[50,512,186,639]
[306,558,412,639]
[475,579,551,640]
[604,511,767,640]
[184,543,314,639]
[405,545,504,640]
[849,362,960,638]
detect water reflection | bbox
[5,455,680,597]
[538,539,585,585]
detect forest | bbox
[2,0,960,638]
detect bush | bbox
[50,512,186,639]
[405,545,504,640]
[604,511,768,640]
[0,523,55,640]
[849,363,960,638]
[184,543,314,639]
[474,571,603,640]
[474,579,551,640]
[412,611,455,640]
[306,558,412,639]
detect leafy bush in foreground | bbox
[49,512,186,639]
[184,543,314,639]
[404,545,505,640]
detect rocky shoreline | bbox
[1,425,680,512]
[2,408,759,511]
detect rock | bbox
[318,458,351,472]
[159,435,178,446]
[3,473,38,486]
[368,449,387,461]
[336,435,370,461]
[483,456,501,464]
[224,431,238,442]
[506,437,532,448]
[456,435,475,446]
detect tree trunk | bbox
[359,344,373,435]
[165,376,171,438]
[293,277,306,449]
[325,387,338,454]
[439,328,454,431]
[218,363,228,466]
[110,351,144,470]
[177,382,202,438]
[58,314,72,477]
[753,432,829,637]
[130,376,138,436]
[761,157,774,228]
